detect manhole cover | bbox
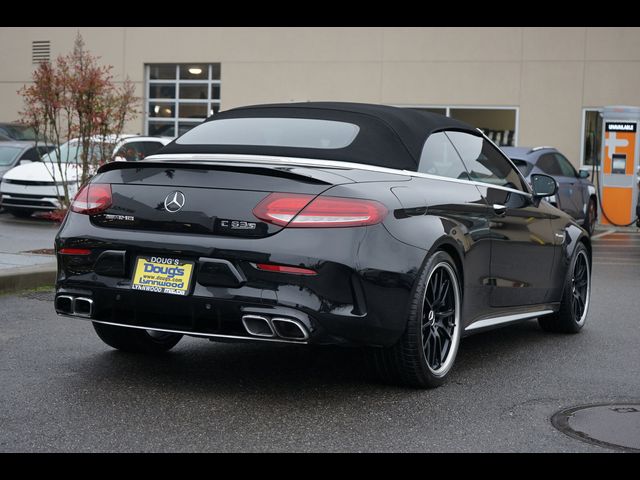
[552,403,640,452]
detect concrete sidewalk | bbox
[0,262,56,294]
[0,212,58,294]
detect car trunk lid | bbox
[90,160,354,237]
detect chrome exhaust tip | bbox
[242,314,275,337]
[271,317,309,341]
[55,295,75,314]
[72,297,94,318]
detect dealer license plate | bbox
[131,256,195,296]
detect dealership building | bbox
[1,27,640,172]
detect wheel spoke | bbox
[576,292,585,312]
[424,296,433,310]
[424,336,431,362]
[575,259,586,281]
[436,308,454,319]
[433,333,441,369]
[572,291,583,318]
[431,270,441,305]
[426,275,436,307]
[428,332,436,367]
[438,326,451,341]
[437,278,450,305]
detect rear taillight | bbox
[71,183,112,215]
[253,193,387,228]
[252,193,315,226]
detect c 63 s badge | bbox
[220,219,256,230]
[215,218,265,236]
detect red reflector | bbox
[71,183,112,215]
[253,194,387,228]
[59,248,92,255]
[255,263,317,275]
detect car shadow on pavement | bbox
[64,319,561,397]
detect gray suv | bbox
[502,146,598,235]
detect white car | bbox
[0,135,171,217]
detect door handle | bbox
[493,204,507,216]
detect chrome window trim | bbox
[465,310,555,331]
[145,152,533,197]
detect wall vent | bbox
[32,41,51,64]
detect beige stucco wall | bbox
[2,27,640,167]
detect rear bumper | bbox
[55,287,318,344]
[55,213,426,347]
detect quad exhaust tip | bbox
[241,314,309,341]
[242,315,275,338]
[55,295,94,318]
[271,317,309,340]
[55,295,74,314]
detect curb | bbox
[0,263,57,295]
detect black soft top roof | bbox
[159,102,480,171]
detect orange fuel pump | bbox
[599,106,640,226]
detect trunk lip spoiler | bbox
[107,153,413,178]
[96,158,355,185]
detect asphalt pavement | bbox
[0,230,638,452]
[0,211,57,269]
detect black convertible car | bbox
[54,103,592,388]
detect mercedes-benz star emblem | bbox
[164,191,185,213]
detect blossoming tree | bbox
[18,33,139,210]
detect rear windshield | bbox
[175,118,360,149]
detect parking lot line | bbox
[591,230,617,240]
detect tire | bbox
[368,251,462,388]
[582,198,597,236]
[93,322,182,354]
[539,242,591,334]
[7,208,33,218]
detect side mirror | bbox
[531,173,558,198]
[578,170,590,179]
[19,159,33,165]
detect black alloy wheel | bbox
[569,249,590,326]
[368,250,462,388]
[422,263,459,375]
[539,243,591,333]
